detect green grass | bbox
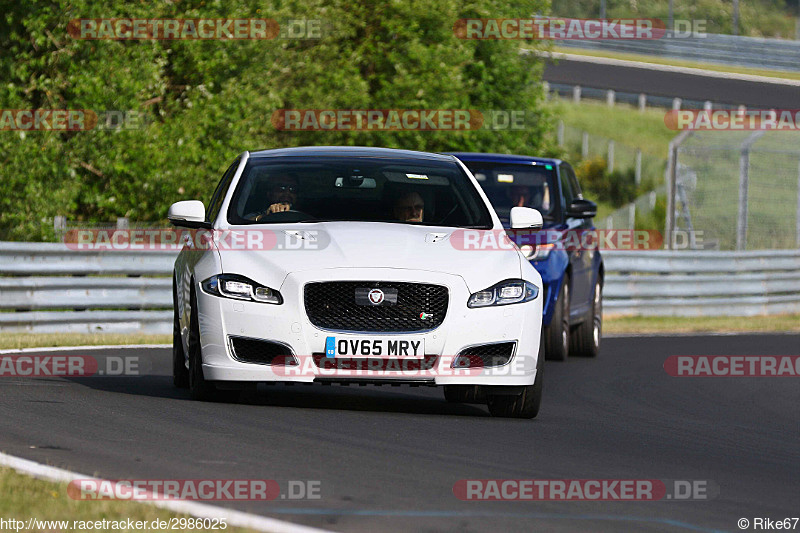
[0,333,170,350]
[549,99,676,159]
[551,46,800,81]
[0,467,257,532]
[604,314,800,334]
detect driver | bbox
[393,191,424,222]
[254,175,298,221]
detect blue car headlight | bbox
[468,279,539,308]
[201,274,282,304]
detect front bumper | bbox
[196,268,542,386]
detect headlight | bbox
[523,242,555,261]
[467,279,539,308]
[201,274,282,304]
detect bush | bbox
[574,157,638,208]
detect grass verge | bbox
[604,314,800,334]
[0,467,257,532]
[0,333,171,350]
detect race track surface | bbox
[1,334,798,532]
[543,57,800,109]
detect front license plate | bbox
[325,336,425,358]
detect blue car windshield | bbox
[226,156,494,228]
[461,162,557,224]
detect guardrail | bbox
[557,32,800,73]
[0,243,798,332]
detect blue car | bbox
[446,153,604,361]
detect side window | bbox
[563,163,582,198]
[206,158,240,223]
[558,163,575,210]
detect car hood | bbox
[216,222,521,292]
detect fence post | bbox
[116,217,130,230]
[665,130,692,250]
[605,215,612,229]
[607,140,615,172]
[638,93,647,113]
[635,149,642,186]
[557,120,564,147]
[581,132,589,159]
[573,85,581,104]
[736,131,764,251]
[606,89,615,107]
[796,159,800,247]
[628,203,636,229]
[54,216,66,236]
[543,81,550,99]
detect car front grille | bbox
[453,341,516,368]
[304,281,448,332]
[228,336,296,365]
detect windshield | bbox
[461,162,557,225]
[226,156,493,228]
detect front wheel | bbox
[187,287,238,402]
[544,276,570,361]
[570,279,602,357]
[172,279,189,389]
[486,336,544,419]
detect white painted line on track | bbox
[0,451,334,533]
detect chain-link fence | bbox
[669,131,800,250]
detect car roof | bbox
[444,152,563,166]
[248,146,455,162]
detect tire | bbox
[187,287,238,402]
[486,335,544,419]
[172,279,189,389]
[544,275,570,361]
[570,279,602,358]
[443,385,486,404]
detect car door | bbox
[559,163,592,318]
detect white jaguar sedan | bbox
[168,146,545,418]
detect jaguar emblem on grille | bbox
[367,289,385,305]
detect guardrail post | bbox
[704,101,713,112]
[557,120,564,147]
[638,93,646,113]
[606,89,615,107]
[605,215,612,229]
[607,140,615,172]
[736,131,764,251]
[573,85,581,104]
[543,81,550,99]
[672,98,681,111]
[581,132,589,159]
[628,203,636,229]
[116,217,129,230]
[635,149,642,186]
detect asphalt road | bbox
[542,57,800,109]
[1,335,798,532]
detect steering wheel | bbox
[256,209,316,222]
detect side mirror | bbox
[168,200,210,228]
[510,207,543,230]
[565,198,597,219]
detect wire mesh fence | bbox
[672,131,800,250]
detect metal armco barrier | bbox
[1,243,799,333]
[557,32,800,73]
